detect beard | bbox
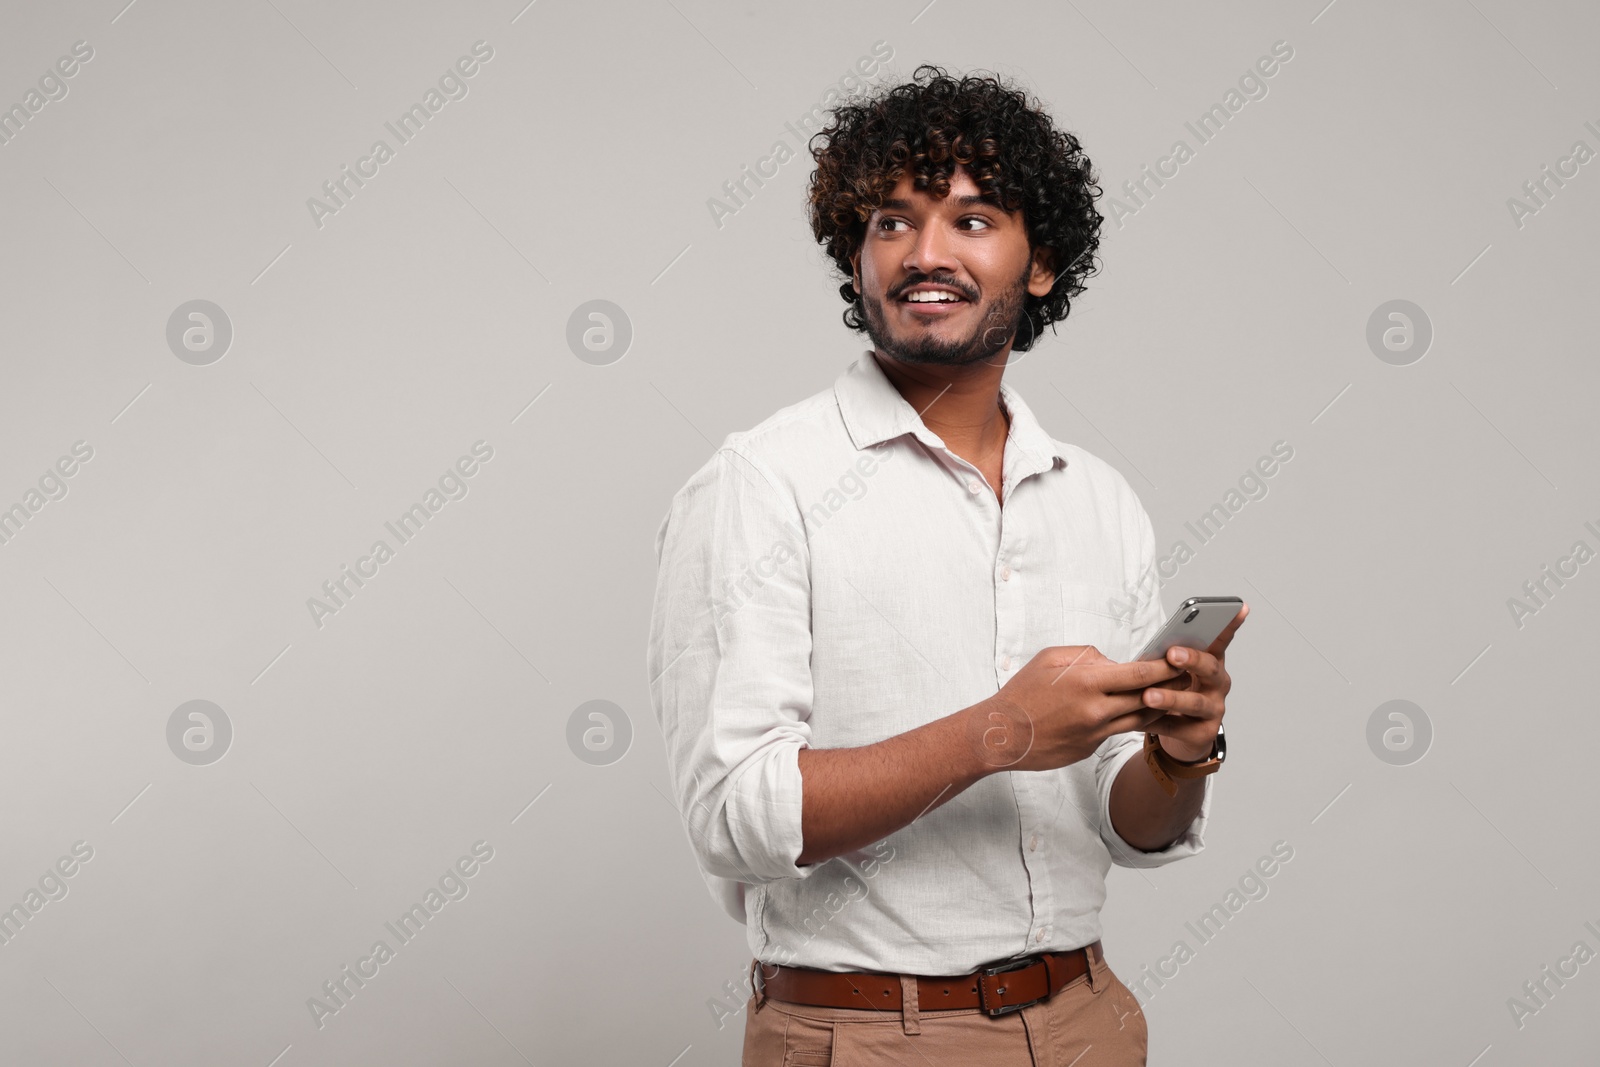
[861,259,1034,367]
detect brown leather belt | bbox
[758,941,1102,1018]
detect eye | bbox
[959,215,994,230]
[877,217,909,231]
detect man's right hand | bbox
[967,645,1186,773]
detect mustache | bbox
[890,274,977,301]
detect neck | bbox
[871,349,1011,461]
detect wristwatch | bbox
[1142,723,1225,798]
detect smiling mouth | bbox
[898,292,970,312]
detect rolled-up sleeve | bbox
[647,441,818,892]
[1095,497,1211,868]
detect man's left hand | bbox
[1141,604,1248,762]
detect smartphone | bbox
[1130,596,1244,663]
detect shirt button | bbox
[1000,565,1012,581]
[967,480,981,494]
[1029,834,1040,851]
[1035,930,1046,943]
[1001,655,1013,670]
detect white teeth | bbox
[905,291,961,302]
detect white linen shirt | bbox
[646,349,1211,975]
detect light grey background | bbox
[1,0,1595,1063]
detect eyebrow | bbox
[876,194,1010,214]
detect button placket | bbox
[992,487,1029,681]
[995,508,1052,947]
[1011,775,1055,949]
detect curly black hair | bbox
[805,64,1103,352]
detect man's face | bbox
[851,165,1056,367]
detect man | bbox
[647,64,1248,1065]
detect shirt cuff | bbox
[682,739,819,888]
[718,739,815,883]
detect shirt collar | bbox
[835,350,1068,473]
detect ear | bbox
[1027,245,1057,298]
[849,249,862,294]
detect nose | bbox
[902,220,961,282]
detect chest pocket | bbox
[1061,583,1135,663]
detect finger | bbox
[1097,690,1167,730]
[1207,604,1250,655]
[1148,671,1193,692]
[1102,705,1169,737]
[1097,658,1185,693]
[1167,647,1220,688]
[1140,685,1219,721]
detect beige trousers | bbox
[741,949,1149,1066]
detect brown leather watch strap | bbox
[1142,727,1224,797]
[759,941,1102,1016]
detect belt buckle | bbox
[978,956,1045,1017]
